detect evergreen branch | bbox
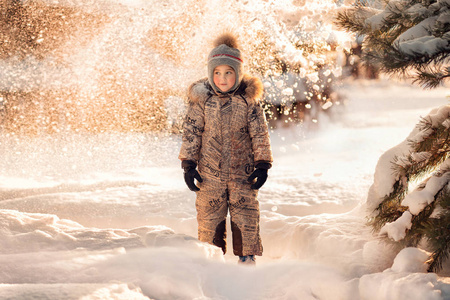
[413,125,450,173]
[377,45,450,80]
[400,48,450,70]
[395,123,450,183]
[364,28,402,53]
[335,0,448,88]
[415,123,450,154]
[427,224,450,272]
[414,67,450,89]
[403,152,449,183]
[369,204,407,233]
[403,199,437,247]
[370,178,408,232]
[367,0,433,35]
[337,0,450,273]
[383,1,413,27]
[426,183,450,272]
[334,9,364,33]
[334,7,381,35]
[371,116,450,232]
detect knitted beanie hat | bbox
[207,33,244,93]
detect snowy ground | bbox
[1,79,450,299]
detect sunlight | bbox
[0,0,356,134]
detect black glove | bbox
[247,162,271,190]
[182,160,203,192]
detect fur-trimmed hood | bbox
[187,74,264,105]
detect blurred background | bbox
[0,0,382,135]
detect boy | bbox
[179,33,273,264]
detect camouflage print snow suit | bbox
[179,74,273,256]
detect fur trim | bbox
[242,74,264,101]
[213,32,239,49]
[187,78,211,104]
[187,74,264,105]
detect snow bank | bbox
[2,208,448,300]
[0,209,222,259]
[1,81,449,299]
[0,283,148,300]
[360,271,444,300]
[0,210,356,299]
[360,248,446,300]
[95,247,355,300]
[260,207,374,275]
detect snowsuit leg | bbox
[196,180,263,256]
[228,181,263,256]
[195,181,228,254]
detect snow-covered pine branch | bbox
[335,0,450,88]
[367,104,450,272]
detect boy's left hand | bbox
[247,168,268,190]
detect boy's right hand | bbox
[182,160,203,192]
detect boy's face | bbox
[213,65,236,93]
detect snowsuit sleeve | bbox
[248,100,273,165]
[178,99,205,164]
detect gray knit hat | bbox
[207,33,244,93]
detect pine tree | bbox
[336,0,450,88]
[336,0,450,272]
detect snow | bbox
[379,211,413,241]
[397,17,438,43]
[359,0,450,59]
[398,35,449,57]
[366,101,450,215]
[1,79,450,299]
[427,105,450,128]
[365,9,388,31]
[1,0,450,297]
[368,101,450,241]
[391,247,430,273]
[378,166,450,241]
[359,272,444,300]
[402,172,450,215]
[359,248,448,300]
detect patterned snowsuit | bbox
[179,74,273,256]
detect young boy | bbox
[179,33,273,264]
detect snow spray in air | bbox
[0,0,353,135]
